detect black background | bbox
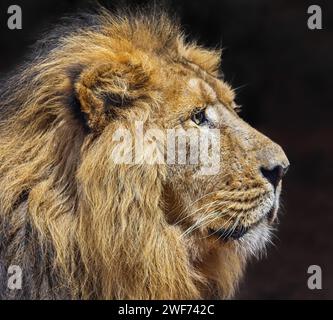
[0,0,332,299]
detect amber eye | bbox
[191,109,208,126]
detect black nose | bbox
[260,165,289,189]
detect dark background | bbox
[0,0,332,299]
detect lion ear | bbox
[73,62,148,131]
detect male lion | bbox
[0,9,289,299]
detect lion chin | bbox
[0,8,289,300]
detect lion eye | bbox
[191,109,208,126]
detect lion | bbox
[0,8,289,299]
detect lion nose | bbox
[260,164,289,189]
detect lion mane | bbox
[0,8,259,300]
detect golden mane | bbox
[0,9,227,299]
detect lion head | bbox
[0,9,289,299]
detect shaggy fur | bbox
[0,8,289,299]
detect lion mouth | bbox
[208,226,250,240]
[267,201,278,223]
[208,204,277,241]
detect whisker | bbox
[180,200,225,238]
[212,212,238,243]
[180,211,218,238]
[221,215,241,241]
[199,211,239,241]
[170,173,231,224]
[174,195,221,226]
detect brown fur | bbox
[0,8,289,299]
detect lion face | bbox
[160,69,289,251]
